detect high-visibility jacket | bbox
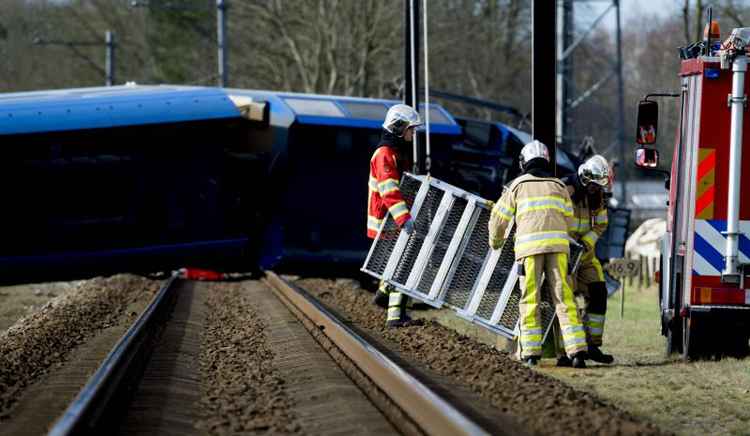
[489,174,575,259]
[569,194,608,258]
[367,145,411,239]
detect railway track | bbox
[263,272,493,436]
[35,272,497,436]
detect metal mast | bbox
[105,31,115,86]
[533,0,557,171]
[217,0,228,87]
[556,0,573,147]
[556,0,625,201]
[404,0,421,174]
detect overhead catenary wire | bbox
[423,0,431,175]
[409,0,419,174]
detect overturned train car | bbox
[0,85,621,282]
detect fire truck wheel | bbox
[682,316,709,360]
[666,316,683,355]
[725,332,750,358]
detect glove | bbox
[576,238,592,251]
[489,237,505,251]
[402,218,415,235]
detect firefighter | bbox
[368,104,420,328]
[489,140,588,368]
[560,154,614,365]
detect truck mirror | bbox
[635,147,659,168]
[636,100,659,145]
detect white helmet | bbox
[578,155,610,187]
[383,104,422,136]
[519,140,550,171]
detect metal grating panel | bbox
[362,174,587,344]
[363,216,400,276]
[498,284,522,331]
[442,206,491,310]
[490,239,585,337]
[415,197,468,294]
[392,187,445,285]
[398,174,422,205]
[475,228,517,321]
[490,277,556,338]
[362,174,421,276]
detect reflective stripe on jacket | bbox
[488,174,574,259]
[367,145,411,239]
[570,196,609,259]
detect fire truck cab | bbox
[635,26,750,359]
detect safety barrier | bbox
[362,173,582,340]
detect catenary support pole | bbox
[615,0,627,204]
[105,31,114,86]
[423,0,431,175]
[532,0,556,173]
[408,0,420,174]
[217,0,228,87]
[556,0,572,146]
[404,0,412,108]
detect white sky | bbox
[583,0,678,30]
[621,0,675,21]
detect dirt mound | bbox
[297,278,665,436]
[0,281,84,332]
[0,275,160,420]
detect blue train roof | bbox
[0,85,243,136]
[0,85,462,136]
[227,89,462,135]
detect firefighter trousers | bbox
[574,257,607,347]
[518,252,588,358]
[379,281,406,324]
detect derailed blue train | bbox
[0,85,623,282]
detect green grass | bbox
[537,285,750,436]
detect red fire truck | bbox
[635,25,750,359]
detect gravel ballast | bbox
[198,282,301,435]
[0,275,161,421]
[0,281,82,332]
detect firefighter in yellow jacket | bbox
[561,155,614,365]
[488,140,588,368]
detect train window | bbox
[285,98,345,117]
[380,103,452,126]
[340,102,388,120]
[462,120,493,149]
[419,106,452,125]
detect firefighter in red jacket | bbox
[368,104,420,327]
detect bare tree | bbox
[229,0,400,97]
[721,0,747,27]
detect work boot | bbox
[386,315,424,328]
[372,290,389,308]
[572,352,587,369]
[524,356,540,368]
[556,355,572,367]
[588,346,614,364]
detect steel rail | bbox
[48,272,180,436]
[264,271,490,436]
